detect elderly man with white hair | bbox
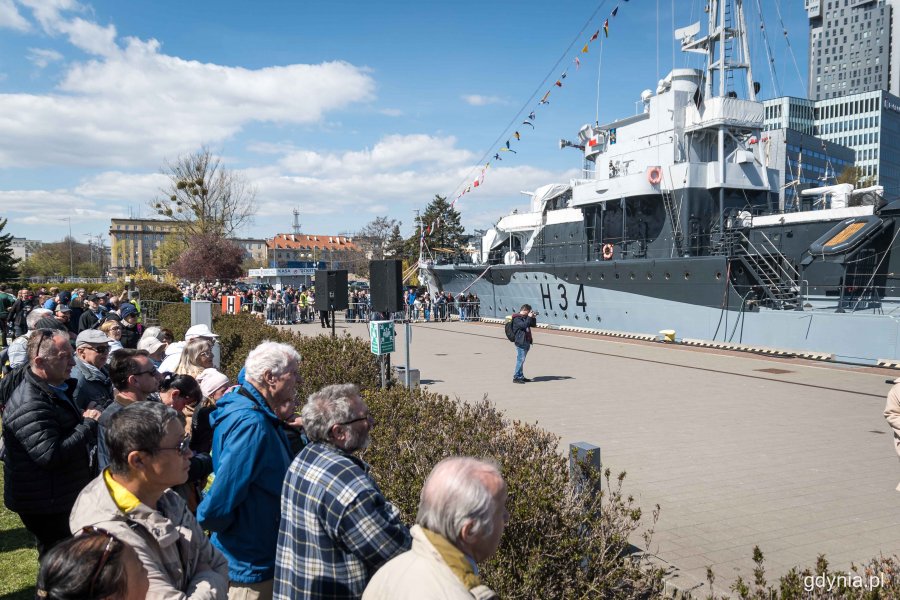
[362,457,508,600]
[6,307,53,369]
[197,340,301,600]
[274,384,411,600]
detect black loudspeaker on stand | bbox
[369,260,404,313]
[314,270,349,311]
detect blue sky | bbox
[0,0,810,244]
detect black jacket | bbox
[2,368,98,515]
[73,358,115,410]
[511,313,536,349]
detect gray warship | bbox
[423,0,900,365]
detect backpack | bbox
[504,317,516,343]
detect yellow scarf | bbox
[421,527,482,589]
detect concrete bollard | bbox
[569,442,602,495]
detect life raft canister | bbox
[647,166,662,185]
[602,243,614,260]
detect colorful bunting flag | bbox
[444,1,633,210]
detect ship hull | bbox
[431,258,900,364]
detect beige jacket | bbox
[884,382,900,458]
[70,473,229,600]
[362,525,497,600]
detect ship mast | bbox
[701,0,755,100]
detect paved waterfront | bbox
[293,319,900,593]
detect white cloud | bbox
[0,188,125,226]
[0,3,377,169]
[0,0,30,31]
[26,47,64,68]
[462,94,506,106]
[378,108,403,117]
[242,135,577,228]
[0,35,376,168]
[73,171,168,200]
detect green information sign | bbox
[369,320,395,355]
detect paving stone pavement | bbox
[292,319,900,593]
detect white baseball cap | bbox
[185,324,219,340]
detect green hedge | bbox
[134,280,182,302]
[0,280,181,303]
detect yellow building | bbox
[109,218,179,275]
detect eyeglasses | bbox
[81,526,118,597]
[133,367,160,378]
[86,345,110,354]
[108,326,122,331]
[339,413,372,426]
[154,435,192,456]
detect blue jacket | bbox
[196,382,293,583]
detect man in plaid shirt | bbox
[274,384,410,599]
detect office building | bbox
[763,90,900,198]
[806,0,900,100]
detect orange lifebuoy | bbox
[647,166,662,185]
[602,243,614,260]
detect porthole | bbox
[587,274,592,281]
[629,273,635,280]
[575,273,580,281]
[665,272,671,280]
[646,272,653,280]
[615,273,620,279]
[563,313,568,319]
[684,272,691,280]
[715,272,722,280]
[600,273,605,280]
[574,314,579,320]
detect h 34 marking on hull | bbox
[539,283,587,312]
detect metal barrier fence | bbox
[404,302,481,323]
[140,300,183,326]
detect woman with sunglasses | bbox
[99,320,124,358]
[36,528,149,600]
[159,373,214,514]
[70,401,229,599]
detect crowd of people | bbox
[175,280,484,326]
[0,284,509,600]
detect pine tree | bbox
[415,195,466,259]
[0,218,20,280]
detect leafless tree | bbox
[153,146,256,237]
